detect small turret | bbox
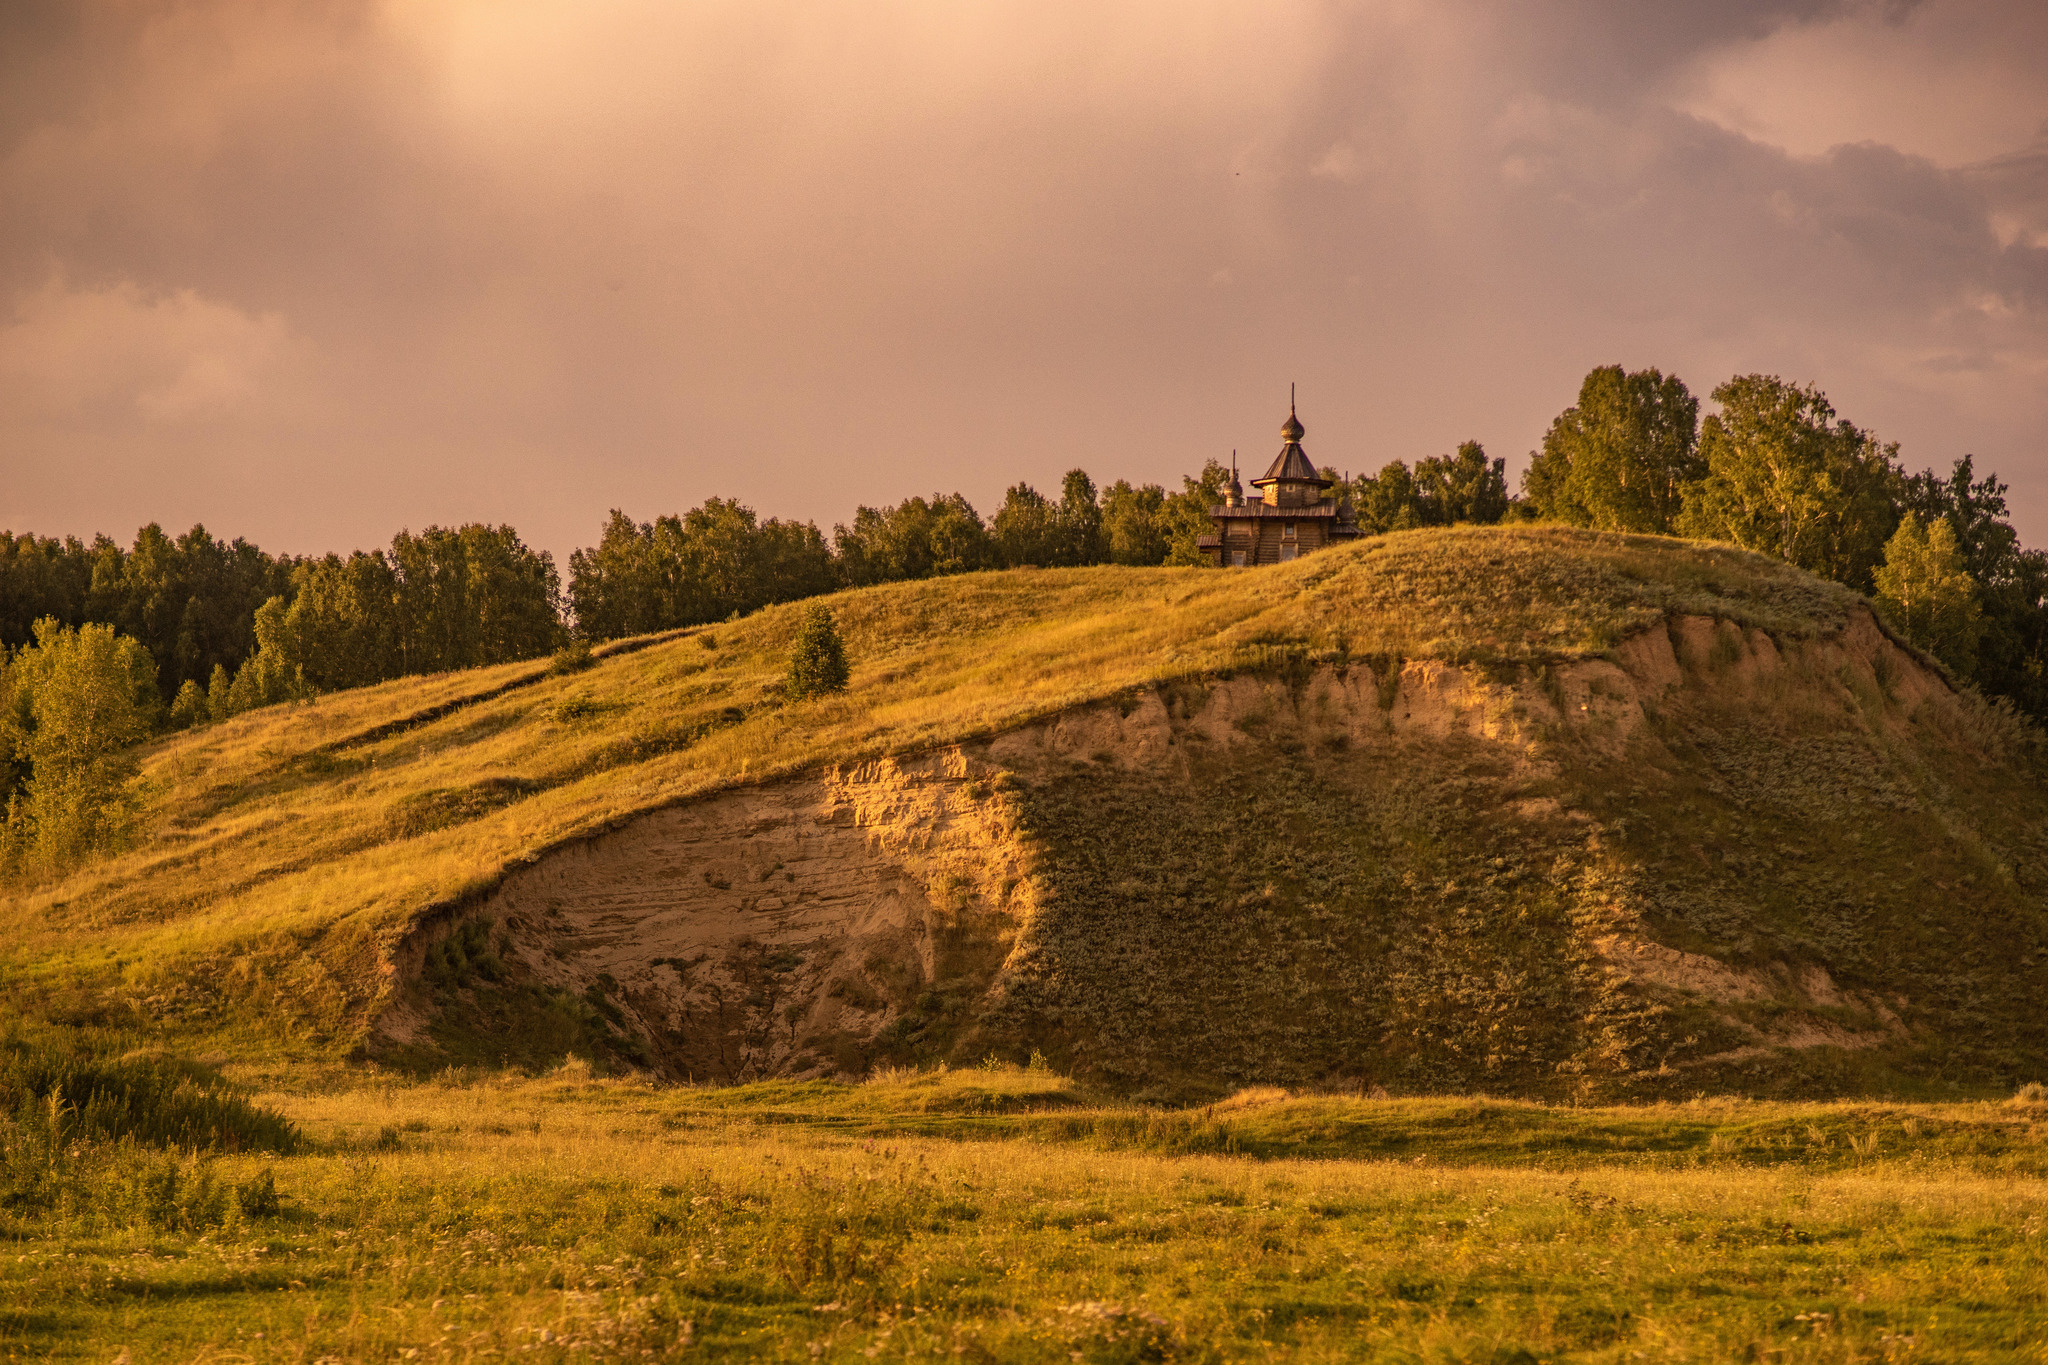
[1225,450,1243,507]
[1251,385,1332,509]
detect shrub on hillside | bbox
[786,605,850,699]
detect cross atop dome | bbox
[1252,384,1333,504]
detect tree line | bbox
[1513,367,2046,714]
[5,363,2046,873]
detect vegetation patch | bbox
[7,1068,2048,1362]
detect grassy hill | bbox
[4,527,2043,1098]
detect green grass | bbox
[7,1065,2048,1362]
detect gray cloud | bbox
[2,0,2044,561]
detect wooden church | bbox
[1198,395,1361,567]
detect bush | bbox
[0,1032,298,1234]
[785,604,850,699]
[236,1167,281,1218]
[549,639,595,675]
[0,1027,299,1153]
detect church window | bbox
[1230,550,1247,567]
[1281,522,1297,540]
[1279,544,1298,562]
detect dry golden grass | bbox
[0,528,1870,1060]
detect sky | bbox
[3,0,2046,565]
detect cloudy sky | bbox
[4,0,2046,563]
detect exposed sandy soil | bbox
[381,607,1975,1084]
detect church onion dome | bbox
[1252,395,1332,488]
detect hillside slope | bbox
[5,527,2044,1098]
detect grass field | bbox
[7,1063,2048,1363]
[8,529,2046,1357]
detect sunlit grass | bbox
[0,528,1872,1064]
[6,1067,2047,1362]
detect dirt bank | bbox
[379,607,2043,1096]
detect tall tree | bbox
[0,533,96,649]
[1,620,159,872]
[566,503,832,642]
[567,511,665,641]
[220,596,313,717]
[1523,365,1702,533]
[35,523,295,701]
[1414,441,1510,526]
[833,494,995,586]
[278,551,406,691]
[992,483,1060,568]
[1899,456,2048,717]
[1873,515,1984,678]
[1678,376,1901,591]
[1054,470,1106,567]
[1160,460,1232,567]
[1350,461,1422,535]
[1100,480,1169,566]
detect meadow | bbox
[6,1059,2048,1363]
[7,530,2046,1360]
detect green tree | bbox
[1678,376,1901,590]
[1160,460,1232,567]
[0,532,96,650]
[1350,461,1421,535]
[1054,470,1105,566]
[206,664,233,723]
[1,619,159,873]
[1874,515,1985,678]
[277,551,405,691]
[85,523,292,701]
[567,511,665,641]
[785,604,850,699]
[1523,365,1701,533]
[218,596,313,719]
[1346,444,1508,533]
[833,494,995,586]
[1414,441,1509,526]
[992,483,1060,567]
[1900,455,2048,717]
[1100,480,1169,565]
[568,503,835,641]
[169,679,209,729]
[390,524,563,672]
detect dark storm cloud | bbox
[1,0,2044,560]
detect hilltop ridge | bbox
[5,527,2042,1099]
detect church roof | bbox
[1250,399,1331,487]
[1207,502,1340,518]
[1252,443,1326,486]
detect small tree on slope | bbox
[1874,514,1984,679]
[785,604,850,699]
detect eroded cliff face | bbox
[380,609,2048,1097]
